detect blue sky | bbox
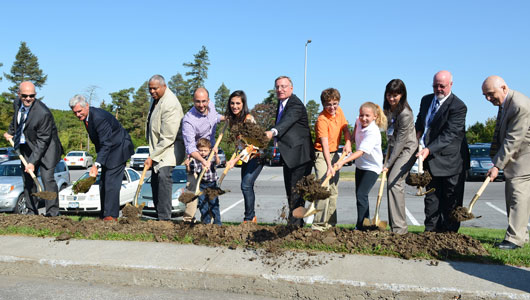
[1,1,529,127]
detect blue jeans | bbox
[355,168,379,229]
[198,181,221,225]
[241,158,264,221]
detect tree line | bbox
[0,42,494,159]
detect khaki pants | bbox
[313,151,340,225]
[183,173,199,222]
[504,174,530,246]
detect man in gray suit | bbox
[144,74,184,221]
[484,75,530,249]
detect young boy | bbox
[187,138,221,225]
[312,88,351,231]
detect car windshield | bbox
[137,148,149,154]
[77,172,101,185]
[0,164,22,176]
[470,147,490,157]
[67,152,83,157]
[172,169,187,183]
[0,149,8,155]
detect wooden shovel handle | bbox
[373,148,391,221]
[417,144,424,174]
[195,121,228,194]
[468,176,491,213]
[321,150,348,186]
[8,138,42,192]
[133,163,150,206]
[218,152,237,186]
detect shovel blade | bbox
[292,206,306,219]
[362,217,373,227]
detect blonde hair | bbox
[360,102,387,130]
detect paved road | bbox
[67,165,522,230]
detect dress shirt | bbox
[182,101,222,155]
[421,92,450,147]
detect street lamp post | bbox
[304,39,312,106]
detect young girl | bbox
[334,102,387,230]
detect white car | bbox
[63,151,93,169]
[59,168,141,213]
[130,146,150,170]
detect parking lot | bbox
[66,164,530,230]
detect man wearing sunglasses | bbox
[3,81,63,216]
[415,71,469,233]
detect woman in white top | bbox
[335,102,387,229]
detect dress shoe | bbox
[497,240,520,250]
[243,216,257,224]
[103,216,117,221]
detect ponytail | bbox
[360,102,387,130]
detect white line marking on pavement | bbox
[486,201,530,228]
[405,207,420,226]
[220,198,244,215]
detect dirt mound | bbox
[229,121,269,148]
[121,204,143,220]
[450,206,475,222]
[293,175,331,202]
[0,214,489,263]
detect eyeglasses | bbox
[432,84,446,89]
[21,94,36,99]
[275,85,291,90]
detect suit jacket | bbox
[87,107,134,169]
[146,88,184,168]
[415,93,469,177]
[8,98,63,169]
[385,107,417,169]
[274,94,315,169]
[492,89,530,178]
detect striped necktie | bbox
[489,106,503,158]
[427,98,440,127]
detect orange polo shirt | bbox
[314,106,348,152]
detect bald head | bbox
[482,75,509,106]
[432,70,453,99]
[18,81,37,107]
[193,87,210,115]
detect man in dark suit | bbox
[266,76,315,227]
[415,70,469,232]
[69,94,134,221]
[4,81,63,216]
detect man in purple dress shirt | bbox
[182,87,224,223]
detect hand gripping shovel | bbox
[362,150,389,230]
[179,121,228,203]
[8,138,56,200]
[451,176,490,222]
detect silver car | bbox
[0,160,70,214]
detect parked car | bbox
[217,148,226,168]
[63,151,93,169]
[0,160,70,214]
[264,147,282,166]
[337,145,353,166]
[137,165,187,217]
[130,146,150,170]
[59,168,140,213]
[0,147,18,163]
[467,143,503,181]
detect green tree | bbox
[109,88,134,123]
[466,117,496,144]
[125,81,150,146]
[3,42,47,101]
[99,99,113,112]
[168,72,192,111]
[305,99,320,132]
[0,62,3,81]
[183,45,210,92]
[262,89,278,106]
[214,83,230,115]
[0,95,14,147]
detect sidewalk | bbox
[0,235,528,299]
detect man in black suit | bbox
[415,70,469,232]
[4,81,63,216]
[266,76,315,227]
[69,94,134,221]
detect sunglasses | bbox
[21,94,36,99]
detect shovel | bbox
[8,138,56,200]
[123,163,149,213]
[451,176,490,222]
[179,121,228,203]
[362,150,389,230]
[414,145,435,196]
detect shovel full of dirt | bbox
[406,144,435,196]
[123,163,148,217]
[229,121,269,149]
[451,176,491,222]
[8,138,56,201]
[179,121,228,204]
[292,174,332,219]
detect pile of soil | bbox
[406,170,432,187]
[293,175,331,202]
[450,206,475,222]
[0,214,488,262]
[229,121,269,148]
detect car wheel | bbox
[14,194,28,214]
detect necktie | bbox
[489,106,503,158]
[275,102,285,125]
[427,98,440,127]
[13,107,26,149]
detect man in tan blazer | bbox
[144,74,184,221]
[484,75,530,249]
